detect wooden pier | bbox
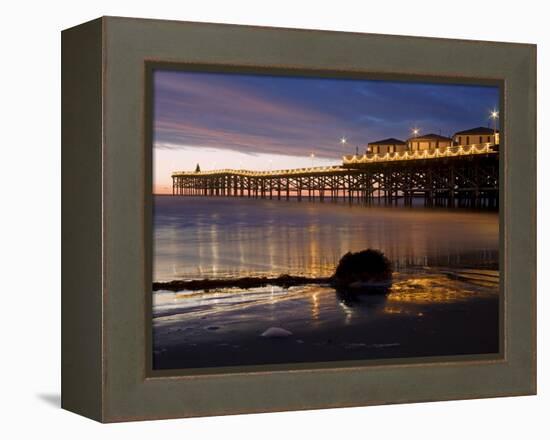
[172,144,499,208]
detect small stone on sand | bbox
[261,327,293,338]
[371,342,400,348]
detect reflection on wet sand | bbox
[154,271,497,325]
[153,271,499,369]
[153,272,498,369]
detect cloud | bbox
[153,70,499,157]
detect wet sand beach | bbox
[153,271,499,370]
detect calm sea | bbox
[152,196,500,369]
[153,195,499,283]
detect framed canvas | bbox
[61,16,536,422]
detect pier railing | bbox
[171,143,499,209]
[172,165,345,177]
[172,143,498,178]
[342,143,497,165]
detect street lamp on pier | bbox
[340,136,348,156]
[490,110,499,134]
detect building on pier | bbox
[406,133,453,151]
[366,138,407,154]
[453,126,499,146]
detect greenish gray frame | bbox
[62,16,536,422]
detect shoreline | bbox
[153,267,498,292]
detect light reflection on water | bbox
[153,272,499,335]
[153,196,499,282]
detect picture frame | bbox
[61,16,536,422]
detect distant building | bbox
[367,138,407,154]
[453,126,499,146]
[407,133,453,152]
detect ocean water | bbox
[152,196,500,369]
[153,196,499,283]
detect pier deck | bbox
[172,144,499,208]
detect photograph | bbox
[151,69,501,371]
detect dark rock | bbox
[332,249,392,289]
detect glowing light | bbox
[172,143,497,177]
[489,110,499,135]
[340,137,347,145]
[412,128,420,137]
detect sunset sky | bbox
[153,69,499,194]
